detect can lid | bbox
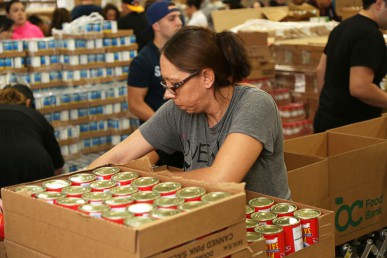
[246,205,254,214]
[246,218,259,228]
[201,192,231,203]
[251,211,277,221]
[15,185,45,194]
[111,171,139,182]
[82,192,112,201]
[178,201,206,211]
[151,209,181,219]
[62,186,91,195]
[131,177,159,187]
[272,216,300,226]
[42,179,71,189]
[36,192,66,200]
[110,185,138,195]
[254,224,283,234]
[132,191,160,201]
[127,203,156,214]
[89,180,116,189]
[102,210,134,220]
[294,208,321,219]
[57,197,87,206]
[248,197,274,208]
[93,166,120,176]
[104,196,133,205]
[152,182,182,194]
[270,203,297,214]
[69,173,96,183]
[246,232,264,242]
[176,187,206,199]
[154,197,185,207]
[124,217,156,227]
[78,203,111,213]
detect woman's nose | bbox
[164,89,176,100]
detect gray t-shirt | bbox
[140,86,291,199]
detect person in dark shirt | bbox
[0,85,64,193]
[71,0,102,20]
[308,0,341,21]
[117,0,151,51]
[314,0,387,133]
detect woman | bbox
[6,0,44,39]
[89,26,290,199]
[0,85,64,193]
[49,8,71,33]
[102,3,120,21]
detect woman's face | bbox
[7,2,27,26]
[106,9,117,21]
[161,54,207,114]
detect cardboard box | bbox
[0,241,6,258]
[211,8,264,33]
[275,68,318,95]
[247,62,275,80]
[284,132,387,245]
[5,240,46,258]
[2,160,247,258]
[233,190,335,258]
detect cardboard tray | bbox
[2,160,246,258]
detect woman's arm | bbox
[87,129,155,169]
[171,133,263,183]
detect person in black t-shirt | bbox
[314,0,387,133]
[0,85,64,194]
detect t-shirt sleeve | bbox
[228,90,281,155]
[139,101,181,153]
[350,29,385,71]
[127,55,151,88]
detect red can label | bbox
[264,233,285,258]
[273,217,303,255]
[300,218,319,246]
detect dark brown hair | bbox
[50,8,71,32]
[0,88,27,105]
[161,26,251,88]
[102,3,120,20]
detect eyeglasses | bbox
[160,70,201,94]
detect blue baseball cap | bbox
[143,1,180,33]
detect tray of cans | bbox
[231,190,335,258]
[1,161,247,258]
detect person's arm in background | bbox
[316,53,327,95]
[127,86,155,122]
[349,66,387,108]
[87,129,155,168]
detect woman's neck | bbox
[206,86,233,127]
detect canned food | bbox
[93,166,120,180]
[110,185,138,197]
[78,204,110,218]
[246,205,255,219]
[132,191,160,204]
[124,216,156,227]
[201,192,231,203]
[42,179,71,192]
[154,197,184,210]
[270,203,297,217]
[127,203,156,217]
[82,192,112,204]
[68,173,96,186]
[102,210,134,224]
[152,182,182,197]
[272,216,303,255]
[104,196,134,211]
[150,209,181,219]
[246,232,264,243]
[131,177,159,191]
[178,201,206,212]
[246,218,259,232]
[56,197,87,210]
[89,180,116,192]
[111,171,139,186]
[255,225,286,258]
[251,211,277,226]
[176,187,206,202]
[294,208,321,246]
[14,185,45,197]
[248,197,275,212]
[36,192,66,204]
[62,186,91,198]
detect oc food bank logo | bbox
[335,195,383,232]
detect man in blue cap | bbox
[126,1,183,167]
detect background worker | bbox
[314,0,387,133]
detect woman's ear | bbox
[26,98,31,108]
[202,69,215,89]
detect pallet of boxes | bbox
[1,157,335,257]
